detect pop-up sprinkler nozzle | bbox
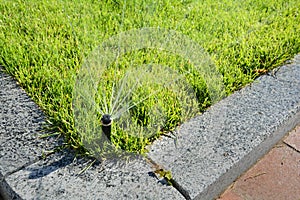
[101,114,112,141]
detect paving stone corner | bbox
[148,54,300,200]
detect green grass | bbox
[0,0,299,156]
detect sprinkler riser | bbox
[101,114,112,141]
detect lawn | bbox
[0,0,299,158]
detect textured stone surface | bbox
[148,55,300,199]
[5,152,183,200]
[0,70,59,199]
[0,70,57,175]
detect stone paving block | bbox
[0,70,57,175]
[284,125,300,152]
[148,55,300,200]
[4,152,183,200]
[219,145,300,200]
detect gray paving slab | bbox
[0,69,60,199]
[0,70,58,176]
[148,54,300,200]
[4,152,183,200]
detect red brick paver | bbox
[284,126,300,152]
[218,125,300,200]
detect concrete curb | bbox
[0,54,299,199]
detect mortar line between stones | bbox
[145,156,192,200]
[1,151,56,183]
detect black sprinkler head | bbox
[101,114,112,126]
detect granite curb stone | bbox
[5,152,184,200]
[0,70,58,199]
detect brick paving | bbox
[218,125,300,200]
